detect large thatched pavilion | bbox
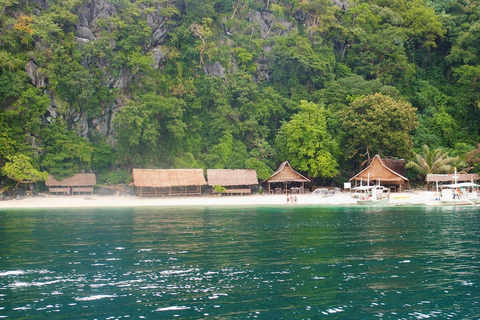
[132,169,207,197]
[349,155,409,192]
[265,161,310,194]
[207,169,258,195]
[45,173,96,195]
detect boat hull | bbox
[427,197,480,206]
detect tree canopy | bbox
[0,0,479,187]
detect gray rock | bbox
[203,61,225,78]
[25,61,45,88]
[77,26,96,41]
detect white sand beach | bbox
[0,191,433,209]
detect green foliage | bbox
[1,0,480,189]
[97,170,131,185]
[269,34,335,92]
[340,93,418,160]
[213,185,226,193]
[276,100,339,178]
[40,121,93,179]
[205,132,249,169]
[245,157,273,180]
[406,145,457,182]
[2,154,48,187]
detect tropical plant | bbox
[276,100,339,178]
[406,145,458,186]
[213,185,226,194]
[340,93,418,161]
[1,154,48,188]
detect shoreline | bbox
[0,191,433,209]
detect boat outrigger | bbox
[351,185,390,206]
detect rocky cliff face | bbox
[28,0,348,142]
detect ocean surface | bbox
[0,204,479,319]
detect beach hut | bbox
[349,155,409,192]
[265,161,310,194]
[45,173,96,195]
[426,173,480,185]
[207,169,258,195]
[132,169,207,197]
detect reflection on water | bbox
[0,205,479,318]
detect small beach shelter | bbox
[265,161,310,194]
[207,169,258,187]
[45,173,96,195]
[132,168,207,197]
[426,173,480,185]
[207,169,258,195]
[349,155,409,192]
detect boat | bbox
[433,182,480,206]
[429,168,480,206]
[351,185,389,206]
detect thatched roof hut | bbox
[349,155,408,192]
[132,169,206,197]
[427,173,480,184]
[45,174,96,195]
[265,161,310,194]
[207,169,258,186]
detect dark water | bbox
[0,205,479,319]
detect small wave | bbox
[159,268,199,275]
[155,306,190,312]
[0,270,25,276]
[75,294,118,301]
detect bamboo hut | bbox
[265,161,310,194]
[45,173,96,195]
[132,169,206,197]
[349,155,409,192]
[207,169,258,195]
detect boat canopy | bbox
[441,182,480,188]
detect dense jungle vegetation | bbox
[1,0,480,189]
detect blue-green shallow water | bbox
[0,205,479,319]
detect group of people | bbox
[286,195,298,204]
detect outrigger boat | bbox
[430,168,480,206]
[351,185,390,206]
[434,182,480,206]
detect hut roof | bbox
[207,169,258,186]
[381,158,406,176]
[45,174,96,186]
[426,173,480,183]
[132,169,206,188]
[349,155,408,183]
[265,161,310,183]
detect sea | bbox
[0,204,479,319]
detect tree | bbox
[406,144,457,186]
[340,93,418,161]
[2,154,48,188]
[205,131,249,169]
[190,17,213,65]
[40,121,93,179]
[276,100,339,178]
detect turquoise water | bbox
[0,205,479,319]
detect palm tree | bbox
[406,145,458,188]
